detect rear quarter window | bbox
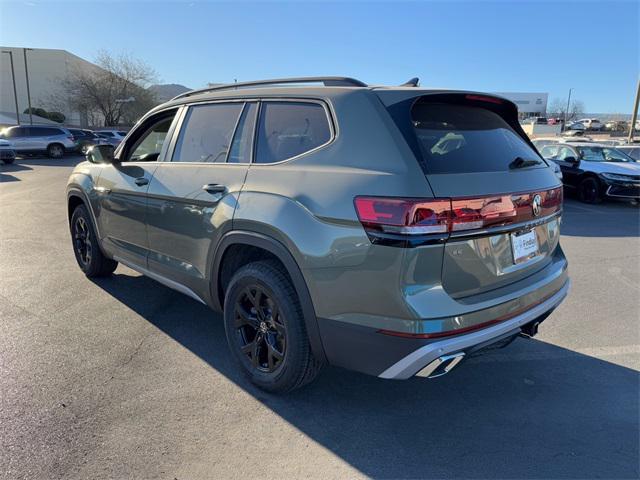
[255,101,332,164]
[411,103,544,174]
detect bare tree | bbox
[548,97,586,122]
[65,51,158,126]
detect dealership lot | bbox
[1,156,638,479]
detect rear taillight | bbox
[354,187,562,241]
[353,197,450,235]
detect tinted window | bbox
[127,116,174,162]
[577,146,635,163]
[5,127,26,138]
[255,102,331,164]
[69,129,85,137]
[411,103,544,173]
[228,103,257,163]
[98,132,114,137]
[173,103,243,163]
[117,131,127,136]
[32,127,62,136]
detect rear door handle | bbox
[135,177,149,186]
[202,184,227,194]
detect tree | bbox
[23,107,66,123]
[65,51,157,126]
[548,97,586,122]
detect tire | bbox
[223,261,323,393]
[578,177,603,204]
[47,143,64,159]
[2,157,14,165]
[70,204,118,277]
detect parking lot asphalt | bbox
[1,155,639,480]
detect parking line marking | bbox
[472,344,640,363]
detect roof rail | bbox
[171,76,368,101]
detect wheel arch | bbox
[67,187,102,239]
[211,230,327,363]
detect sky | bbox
[0,0,638,113]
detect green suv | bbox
[67,77,570,392]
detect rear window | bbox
[412,103,544,174]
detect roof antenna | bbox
[400,77,419,87]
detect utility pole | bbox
[562,88,572,132]
[1,50,20,125]
[628,78,640,144]
[23,48,33,125]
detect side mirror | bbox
[564,156,578,164]
[86,144,116,164]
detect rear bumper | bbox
[378,279,569,379]
[317,276,570,378]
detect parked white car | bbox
[576,118,602,131]
[565,121,586,131]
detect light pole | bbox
[562,88,572,133]
[628,78,640,144]
[1,50,20,125]
[23,48,34,125]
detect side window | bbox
[539,145,559,159]
[556,147,575,161]
[124,112,177,162]
[172,103,243,163]
[255,101,332,164]
[5,128,24,138]
[227,103,257,163]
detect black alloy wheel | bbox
[579,177,602,204]
[73,215,92,267]
[233,285,286,373]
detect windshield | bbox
[411,103,545,174]
[576,146,635,163]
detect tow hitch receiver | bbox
[520,320,540,338]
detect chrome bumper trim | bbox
[378,280,571,380]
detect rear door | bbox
[145,101,256,296]
[94,109,180,267]
[394,94,563,298]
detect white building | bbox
[0,47,104,126]
[493,92,548,119]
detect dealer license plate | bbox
[511,229,539,264]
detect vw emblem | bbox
[532,194,542,217]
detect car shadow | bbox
[0,162,32,173]
[0,172,21,182]
[561,198,639,238]
[13,155,84,167]
[91,272,639,479]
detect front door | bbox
[146,101,257,299]
[555,146,583,188]
[94,109,180,267]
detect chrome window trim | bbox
[159,97,337,167]
[167,101,247,164]
[252,98,336,166]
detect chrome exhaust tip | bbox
[415,352,466,378]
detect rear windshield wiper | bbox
[509,156,542,169]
